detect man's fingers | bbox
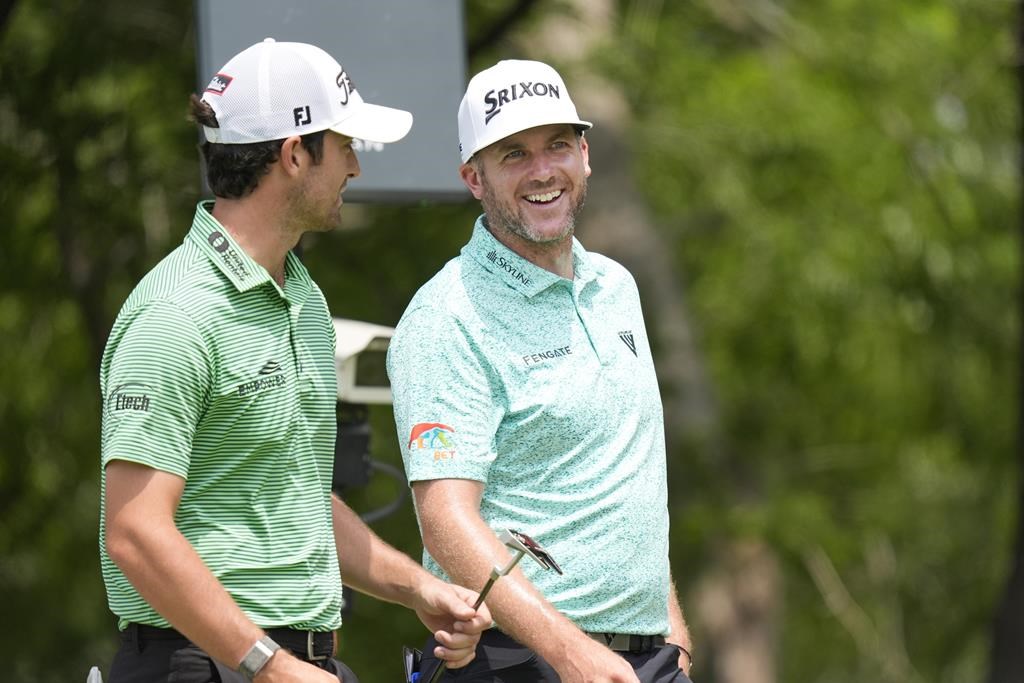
[432,630,478,668]
[432,643,476,669]
[431,584,477,619]
[469,599,492,626]
[451,610,491,635]
[448,584,492,628]
[434,628,479,650]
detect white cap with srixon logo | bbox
[200,38,413,145]
[457,59,592,163]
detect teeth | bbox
[526,190,562,203]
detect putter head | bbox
[498,528,564,575]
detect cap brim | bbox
[330,103,413,144]
[465,118,593,162]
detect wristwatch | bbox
[238,636,281,681]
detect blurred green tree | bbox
[0,2,199,680]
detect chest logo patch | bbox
[523,345,572,366]
[237,360,286,397]
[408,423,457,461]
[618,330,637,356]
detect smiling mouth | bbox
[524,189,563,204]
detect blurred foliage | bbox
[0,1,1018,682]
[600,0,1018,680]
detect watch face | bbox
[240,637,280,680]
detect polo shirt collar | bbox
[465,215,600,297]
[186,201,312,303]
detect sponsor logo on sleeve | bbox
[107,383,153,413]
[408,422,457,461]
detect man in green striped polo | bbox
[387,60,694,682]
[99,39,489,683]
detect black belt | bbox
[122,623,335,661]
[587,632,666,653]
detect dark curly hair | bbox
[189,94,326,198]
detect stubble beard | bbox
[479,173,588,246]
[289,180,343,236]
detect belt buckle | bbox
[306,631,327,661]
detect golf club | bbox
[424,528,562,683]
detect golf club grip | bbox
[427,658,449,683]
[429,575,499,683]
[473,576,498,609]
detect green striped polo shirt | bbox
[99,201,342,631]
[387,216,671,636]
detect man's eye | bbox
[504,150,524,160]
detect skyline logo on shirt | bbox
[408,422,457,461]
[619,330,637,356]
[486,249,531,287]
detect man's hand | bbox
[676,647,692,677]
[549,634,641,683]
[412,579,492,669]
[253,649,339,682]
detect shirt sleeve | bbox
[101,300,212,479]
[387,304,503,484]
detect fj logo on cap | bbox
[205,74,233,95]
[294,106,312,127]
[483,81,561,124]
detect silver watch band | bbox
[238,635,281,681]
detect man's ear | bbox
[459,161,485,200]
[278,136,306,177]
[579,135,592,179]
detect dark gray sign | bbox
[195,0,468,202]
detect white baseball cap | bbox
[457,59,592,163]
[200,38,413,145]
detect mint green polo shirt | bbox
[387,216,671,635]
[99,201,342,631]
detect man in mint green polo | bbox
[387,60,695,683]
[99,39,489,683]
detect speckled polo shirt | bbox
[387,215,671,635]
[99,201,342,632]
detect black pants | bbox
[420,630,691,683]
[108,624,359,683]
